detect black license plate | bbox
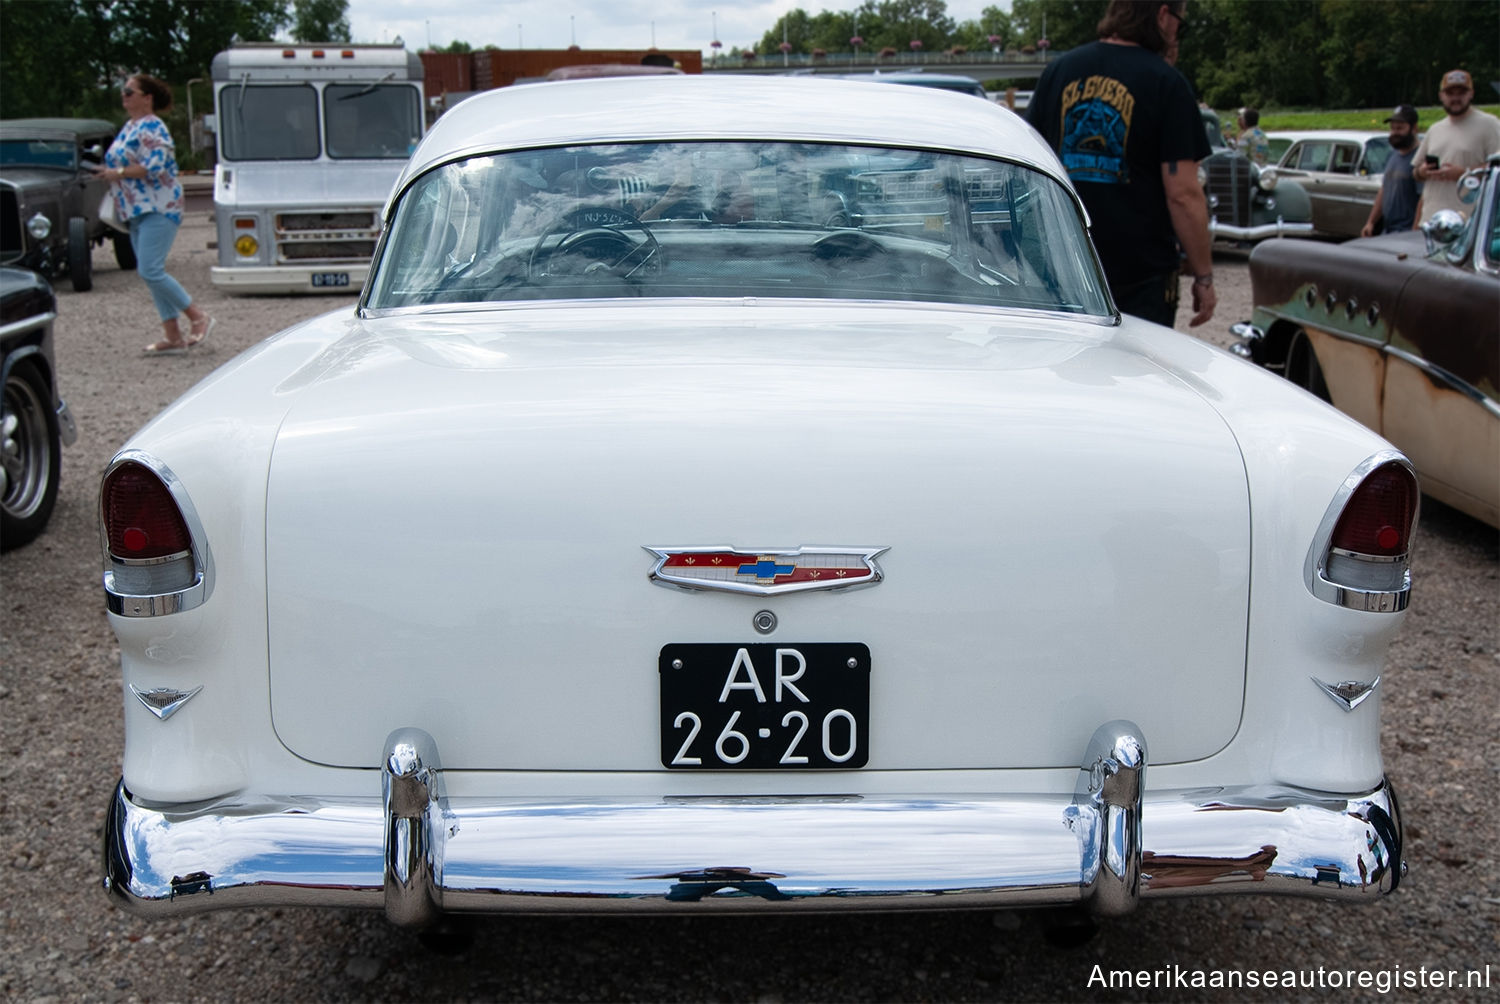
[660,643,869,769]
[311,272,350,288]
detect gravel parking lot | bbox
[2,216,1496,1002]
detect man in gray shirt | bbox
[1361,104,1423,237]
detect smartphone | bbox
[1425,155,1441,168]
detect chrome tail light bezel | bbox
[99,450,215,617]
[1303,451,1418,612]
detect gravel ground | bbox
[2,217,1497,1002]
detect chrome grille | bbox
[1204,154,1251,228]
[272,209,380,264]
[1,187,22,263]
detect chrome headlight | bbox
[1196,164,1208,188]
[1257,167,1279,191]
[26,213,51,240]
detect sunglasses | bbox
[1163,7,1188,35]
[122,87,138,97]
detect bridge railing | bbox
[703,49,1054,72]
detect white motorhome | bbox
[209,43,423,294]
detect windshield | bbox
[0,139,77,169]
[325,84,422,159]
[218,84,320,161]
[367,141,1109,315]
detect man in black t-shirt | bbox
[1028,0,1216,328]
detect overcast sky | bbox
[346,0,1003,57]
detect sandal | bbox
[187,315,216,347]
[143,340,188,356]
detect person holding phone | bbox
[1412,69,1500,224]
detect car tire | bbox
[67,216,93,292]
[1,359,61,552]
[1285,329,1330,402]
[113,232,137,271]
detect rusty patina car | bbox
[1234,155,1499,527]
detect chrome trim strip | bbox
[1209,219,1316,241]
[1303,450,1417,612]
[0,310,57,342]
[1386,345,1500,419]
[101,776,1403,918]
[100,450,216,617]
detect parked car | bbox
[1200,110,1315,244]
[0,118,136,291]
[1270,130,1401,239]
[837,71,989,99]
[101,77,1410,933]
[1,266,76,549]
[1233,155,1499,528]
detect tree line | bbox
[753,0,1499,110]
[0,0,350,120]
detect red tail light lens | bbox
[102,461,192,560]
[1330,461,1418,557]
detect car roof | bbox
[404,75,1059,191]
[0,117,117,139]
[1268,130,1388,144]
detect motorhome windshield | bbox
[324,84,422,159]
[220,84,320,161]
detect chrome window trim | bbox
[1302,450,1417,612]
[101,450,216,617]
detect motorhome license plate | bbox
[311,272,350,288]
[660,643,869,769]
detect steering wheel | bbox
[529,206,660,281]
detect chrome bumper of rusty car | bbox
[102,721,1403,927]
[1210,217,1317,241]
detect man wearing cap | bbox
[1412,69,1500,223]
[1360,105,1424,237]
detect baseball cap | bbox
[1441,69,1473,91]
[1385,104,1419,125]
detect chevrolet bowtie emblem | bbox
[644,546,887,596]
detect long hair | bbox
[1096,1,1184,54]
[130,74,173,113]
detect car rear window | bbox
[366,141,1110,316]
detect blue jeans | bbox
[128,213,192,321]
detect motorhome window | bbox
[219,84,320,161]
[325,84,422,160]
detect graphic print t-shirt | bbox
[1028,41,1209,288]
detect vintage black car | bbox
[0,117,136,291]
[1201,109,1315,244]
[1,266,75,549]
[1234,155,1499,527]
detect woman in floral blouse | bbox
[97,74,214,355]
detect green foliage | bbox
[1257,104,1500,132]
[291,0,349,44]
[1178,0,1499,111]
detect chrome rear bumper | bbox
[102,722,1403,925]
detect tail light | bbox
[100,455,213,617]
[1307,454,1418,612]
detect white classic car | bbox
[101,77,1412,930]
